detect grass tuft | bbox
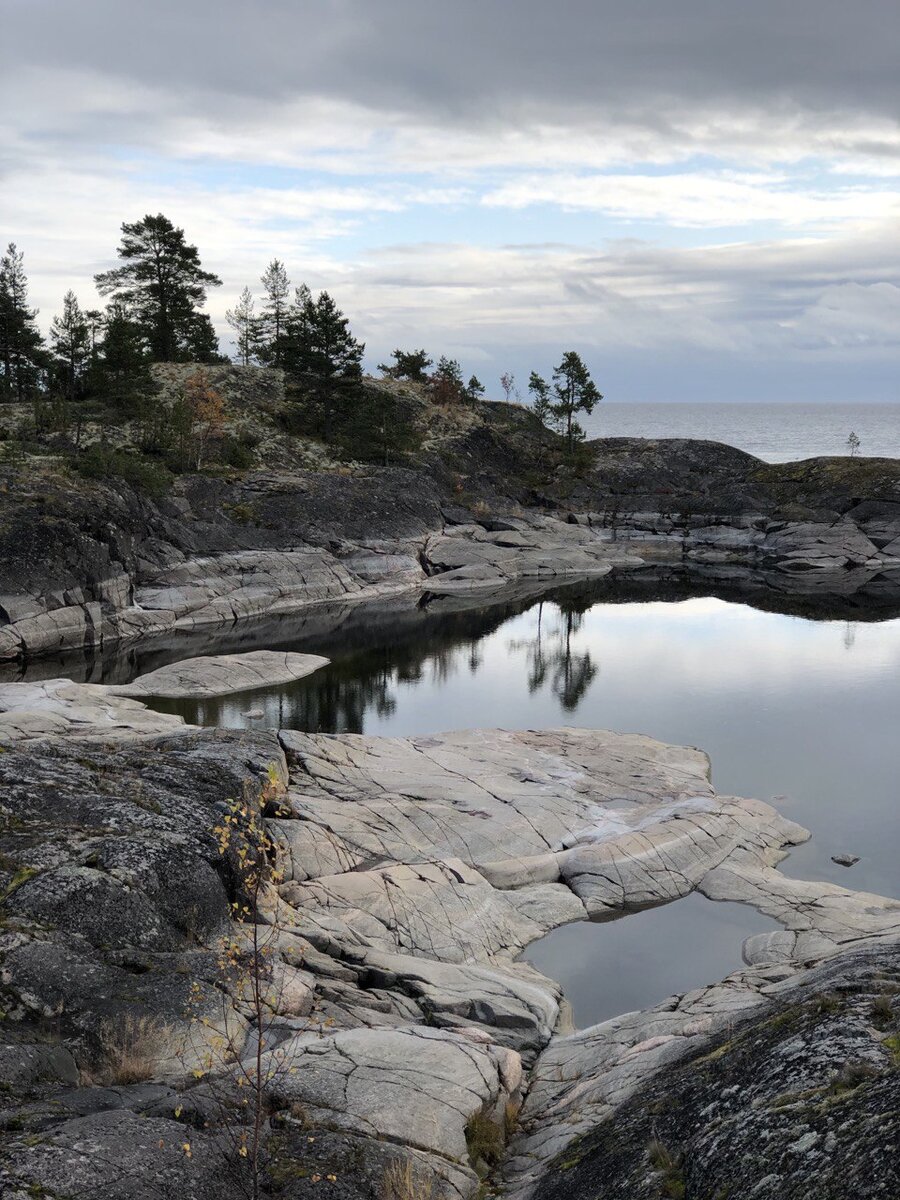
[381,1159,434,1200]
[96,1014,171,1085]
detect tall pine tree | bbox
[95,214,222,362]
[0,243,45,402]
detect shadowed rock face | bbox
[1,430,900,664]
[0,686,897,1199]
[509,942,900,1200]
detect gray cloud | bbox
[7,1,900,127]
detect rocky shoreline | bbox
[1,664,897,1198]
[2,408,900,667]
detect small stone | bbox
[243,709,265,720]
[831,854,860,867]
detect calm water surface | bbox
[144,588,900,1025]
[584,401,900,463]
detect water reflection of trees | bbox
[273,635,488,734]
[510,596,598,712]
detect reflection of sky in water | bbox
[522,893,778,1028]
[157,596,900,898]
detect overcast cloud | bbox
[3,0,900,401]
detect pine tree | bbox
[226,287,263,366]
[0,243,46,402]
[94,214,221,362]
[551,351,601,455]
[528,370,555,428]
[466,375,485,401]
[50,290,91,401]
[94,300,151,408]
[430,356,465,404]
[259,259,291,367]
[377,348,432,383]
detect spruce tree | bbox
[528,370,554,428]
[94,300,151,409]
[307,291,364,383]
[94,214,221,362]
[50,290,91,401]
[226,287,263,366]
[551,351,602,455]
[0,243,46,402]
[259,259,291,367]
[280,284,315,376]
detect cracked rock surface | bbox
[0,692,897,1199]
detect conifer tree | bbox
[551,351,601,454]
[466,375,485,401]
[0,242,45,402]
[95,300,151,407]
[280,283,315,376]
[259,259,291,367]
[528,370,554,428]
[50,290,91,401]
[378,348,432,383]
[95,214,222,362]
[226,287,263,366]
[429,356,465,404]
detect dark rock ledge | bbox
[2,440,900,665]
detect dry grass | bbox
[465,1109,505,1168]
[97,1014,172,1085]
[381,1159,434,1200]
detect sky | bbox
[3,0,900,402]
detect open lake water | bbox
[146,586,900,1027]
[584,401,900,462]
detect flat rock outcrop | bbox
[1,687,897,1198]
[0,677,186,740]
[112,649,329,698]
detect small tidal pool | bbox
[520,893,777,1028]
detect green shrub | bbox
[72,445,173,497]
[219,435,256,468]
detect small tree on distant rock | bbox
[430,356,466,405]
[847,430,861,457]
[499,371,516,403]
[551,351,601,456]
[378,348,433,383]
[466,375,485,401]
[527,371,555,429]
